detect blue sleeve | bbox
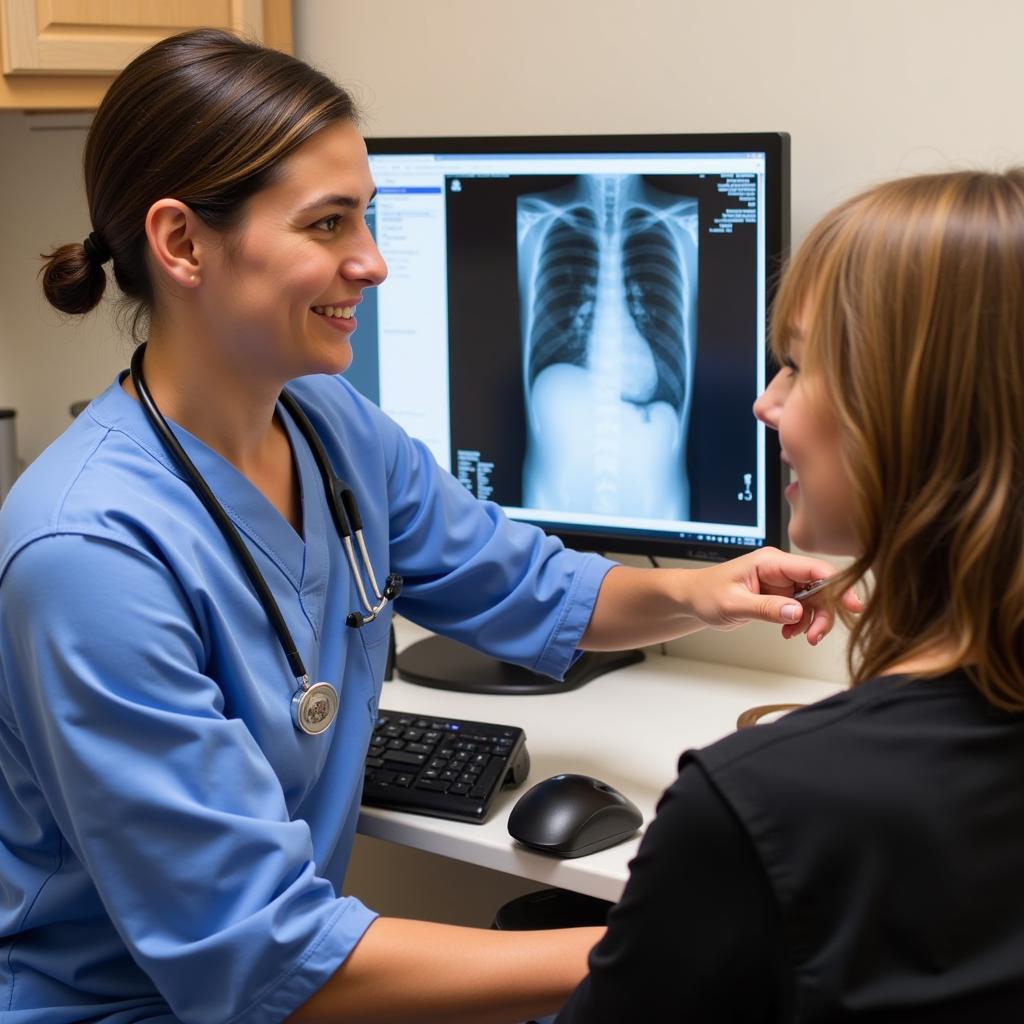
[376,408,617,679]
[0,533,375,1024]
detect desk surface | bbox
[358,622,841,902]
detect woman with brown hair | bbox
[555,169,1024,1021]
[0,27,844,1024]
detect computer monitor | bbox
[351,132,790,693]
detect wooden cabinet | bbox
[0,0,292,108]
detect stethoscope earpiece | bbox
[344,572,403,628]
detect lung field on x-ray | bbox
[518,175,698,520]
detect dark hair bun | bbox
[40,242,107,315]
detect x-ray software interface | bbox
[347,147,771,555]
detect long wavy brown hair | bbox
[772,170,1024,709]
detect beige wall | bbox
[296,0,1024,243]
[0,111,128,465]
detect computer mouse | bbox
[508,773,643,858]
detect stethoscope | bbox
[130,344,402,736]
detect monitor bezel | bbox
[365,130,791,562]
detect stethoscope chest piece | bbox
[291,680,339,735]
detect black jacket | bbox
[557,672,1024,1022]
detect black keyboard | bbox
[362,710,531,824]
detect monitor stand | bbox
[394,634,644,695]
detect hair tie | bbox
[83,230,111,267]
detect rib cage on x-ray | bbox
[518,175,698,519]
[525,206,599,384]
[621,205,690,411]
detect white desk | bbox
[358,622,842,903]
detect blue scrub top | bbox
[0,372,614,1024]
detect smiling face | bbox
[754,330,857,556]
[193,119,386,383]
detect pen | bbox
[793,578,832,601]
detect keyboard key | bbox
[471,755,507,798]
[395,774,413,787]
[365,757,384,768]
[403,728,423,741]
[407,743,433,755]
[414,779,451,792]
[386,738,405,750]
[375,770,397,785]
[449,783,470,795]
[383,750,427,766]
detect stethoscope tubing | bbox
[277,391,385,620]
[276,391,401,626]
[129,344,401,689]
[130,345,308,679]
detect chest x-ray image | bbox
[518,175,698,520]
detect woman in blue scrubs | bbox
[0,29,847,1024]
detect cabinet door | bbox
[0,0,292,107]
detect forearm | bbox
[581,565,705,649]
[580,550,850,650]
[287,917,602,1024]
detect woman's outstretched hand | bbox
[684,547,862,645]
[582,550,862,651]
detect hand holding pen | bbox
[684,549,863,646]
[784,574,862,644]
